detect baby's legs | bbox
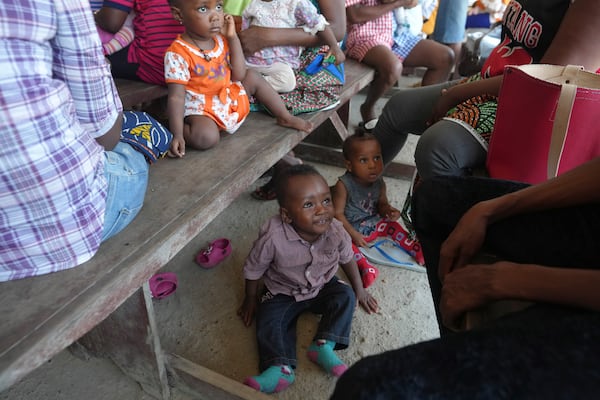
[244,291,303,393]
[249,62,296,93]
[360,45,403,123]
[242,69,313,133]
[307,278,355,376]
[184,115,220,150]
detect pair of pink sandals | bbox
[149,237,232,299]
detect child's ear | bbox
[170,6,183,24]
[280,207,292,224]
[344,159,352,172]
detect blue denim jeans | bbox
[256,277,356,371]
[432,0,468,44]
[101,142,149,241]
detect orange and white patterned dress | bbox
[164,34,250,133]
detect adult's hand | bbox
[238,25,274,56]
[438,201,491,281]
[439,262,503,330]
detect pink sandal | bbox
[195,238,232,269]
[149,272,178,299]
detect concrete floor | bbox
[0,75,433,400]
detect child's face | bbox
[280,174,334,243]
[345,139,384,185]
[174,0,224,40]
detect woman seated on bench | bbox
[331,157,600,398]
[1,1,149,281]
[229,0,347,200]
[373,0,600,178]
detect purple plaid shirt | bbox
[0,0,122,281]
[243,216,354,301]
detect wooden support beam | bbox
[168,354,271,400]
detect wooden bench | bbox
[115,78,168,110]
[0,60,383,399]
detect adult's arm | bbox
[439,157,600,279]
[238,0,346,55]
[52,2,123,150]
[94,3,130,33]
[437,0,600,119]
[440,261,600,329]
[94,113,123,150]
[540,0,600,71]
[437,157,600,327]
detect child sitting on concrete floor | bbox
[332,132,425,276]
[164,0,312,156]
[238,164,378,394]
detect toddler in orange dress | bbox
[164,0,312,155]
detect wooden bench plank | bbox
[115,79,168,110]
[0,60,375,394]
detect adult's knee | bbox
[377,58,403,86]
[415,121,485,179]
[433,45,455,70]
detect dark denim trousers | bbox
[256,277,356,371]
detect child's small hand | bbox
[222,14,237,39]
[384,208,401,221]
[329,46,345,66]
[237,296,257,327]
[380,204,401,221]
[351,232,369,248]
[356,289,378,314]
[168,136,186,158]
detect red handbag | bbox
[487,64,600,184]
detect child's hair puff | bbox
[342,130,380,160]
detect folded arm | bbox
[439,158,600,279]
[441,261,600,329]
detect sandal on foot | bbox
[358,118,378,133]
[195,238,232,269]
[251,186,276,201]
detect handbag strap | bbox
[473,21,501,52]
[547,65,580,179]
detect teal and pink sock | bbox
[243,364,295,393]
[307,339,348,377]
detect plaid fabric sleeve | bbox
[52,0,122,138]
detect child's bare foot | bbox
[277,115,313,133]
